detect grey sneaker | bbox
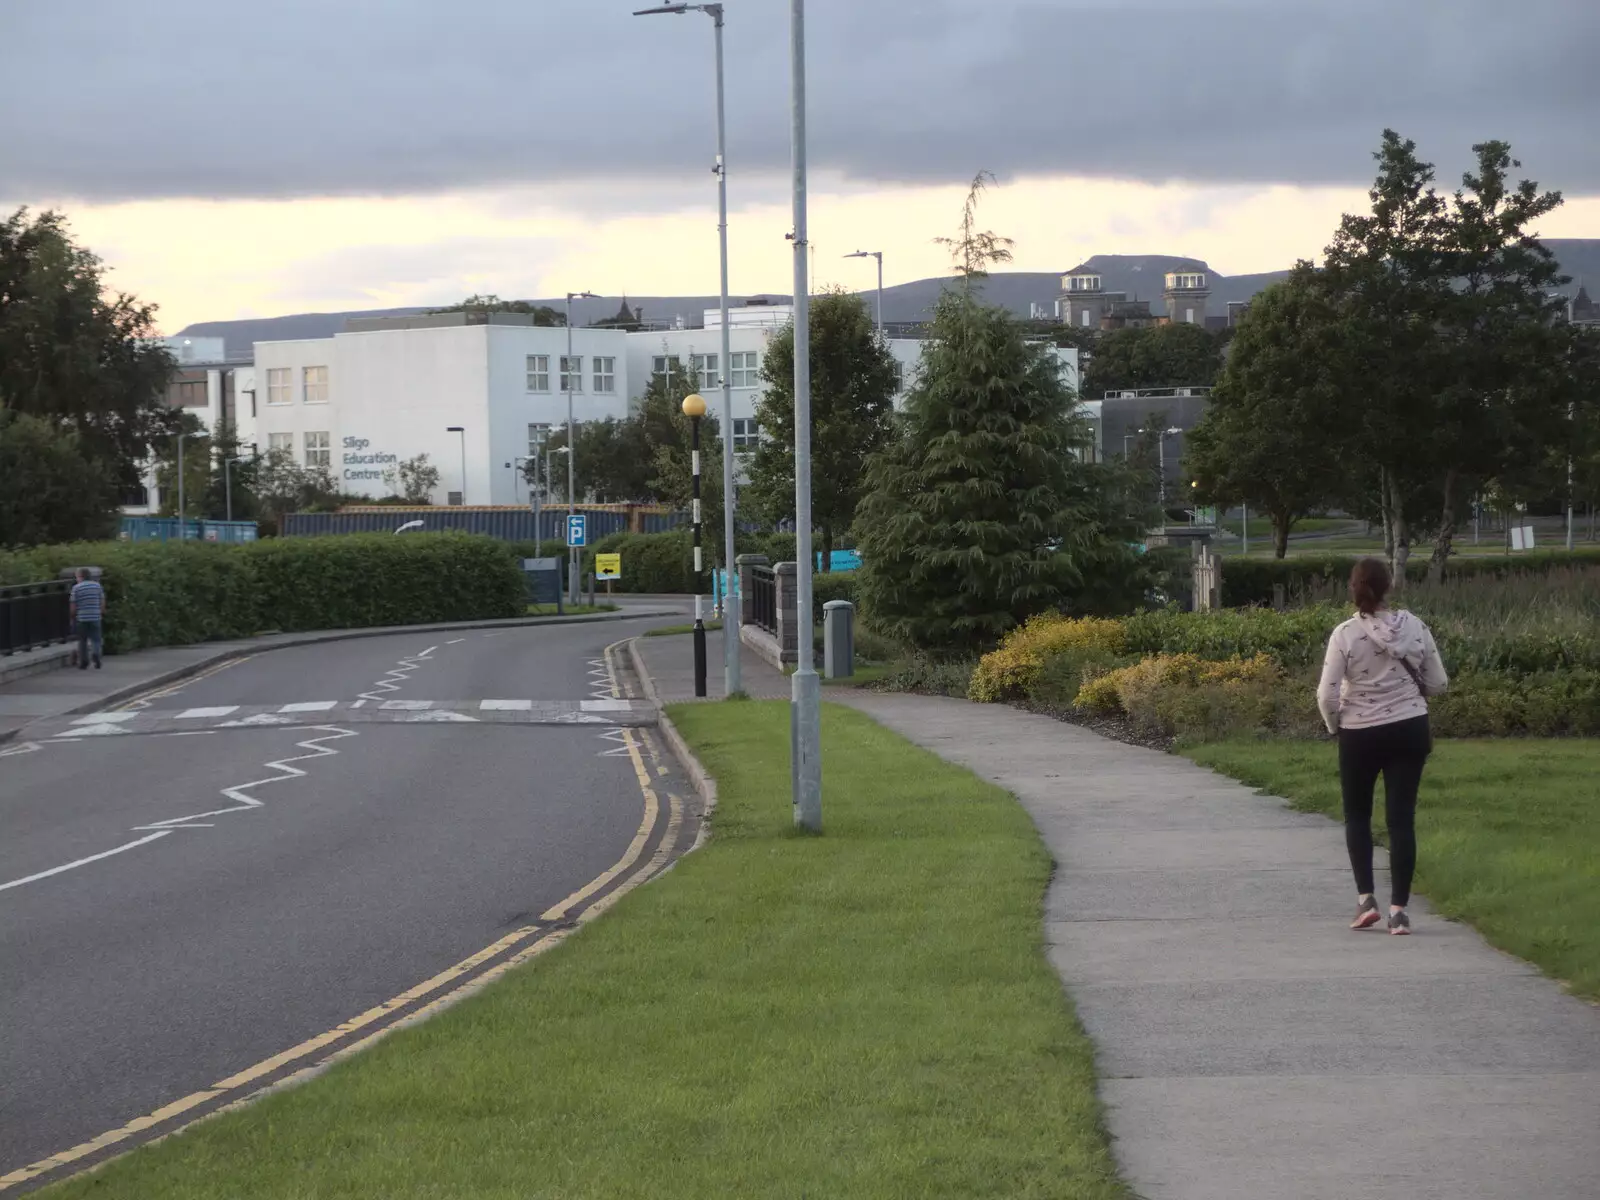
[1351,896,1381,930]
[1387,908,1412,936]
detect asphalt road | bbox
[0,615,690,1189]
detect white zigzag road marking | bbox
[597,728,632,757]
[353,647,432,708]
[133,726,357,830]
[0,741,43,757]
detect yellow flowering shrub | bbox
[1073,653,1282,717]
[968,612,1128,703]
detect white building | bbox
[249,306,1078,507]
[123,337,255,515]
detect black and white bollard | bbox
[683,393,708,697]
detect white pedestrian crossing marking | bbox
[58,723,130,738]
[402,709,479,723]
[380,699,433,711]
[73,713,138,725]
[480,699,532,711]
[176,706,238,719]
[580,699,632,712]
[220,713,295,727]
[279,701,338,713]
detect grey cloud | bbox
[1,0,1595,202]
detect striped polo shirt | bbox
[71,579,105,622]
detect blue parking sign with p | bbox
[567,514,587,547]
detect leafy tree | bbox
[854,292,1147,653]
[1317,129,1455,582]
[151,410,214,519]
[744,290,899,566]
[0,208,177,494]
[1185,270,1349,557]
[1080,322,1223,399]
[431,295,564,326]
[1421,140,1568,576]
[0,406,119,545]
[384,453,441,504]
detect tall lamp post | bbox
[633,1,740,696]
[446,426,466,505]
[565,290,599,603]
[224,455,248,522]
[844,250,884,334]
[683,392,709,697]
[788,0,821,832]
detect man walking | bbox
[69,568,105,670]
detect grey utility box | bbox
[521,558,563,610]
[822,599,855,679]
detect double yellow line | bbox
[2,641,683,1192]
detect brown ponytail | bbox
[1349,557,1392,615]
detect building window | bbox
[268,431,294,457]
[731,417,760,453]
[170,379,207,408]
[1185,307,1196,325]
[1168,273,1206,291]
[729,351,759,388]
[592,356,616,393]
[691,353,719,389]
[267,368,291,405]
[1068,274,1101,293]
[303,365,329,403]
[304,431,330,468]
[891,358,905,390]
[526,354,550,392]
[527,423,551,455]
[560,355,583,392]
[1081,309,1092,328]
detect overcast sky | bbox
[2,0,1595,326]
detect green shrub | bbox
[1431,670,1600,737]
[1221,547,1600,607]
[0,532,523,654]
[810,572,858,622]
[582,531,697,593]
[873,654,976,698]
[1121,605,1343,670]
[247,533,523,632]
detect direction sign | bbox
[595,553,621,581]
[566,514,587,547]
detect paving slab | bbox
[833,690,1600,1200]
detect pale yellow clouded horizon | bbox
[23,173,1600,333]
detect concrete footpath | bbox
[631,630,792,702]
[0,603,679,746]
[822,693,1600,1200]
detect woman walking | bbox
[1317,558,1449,935]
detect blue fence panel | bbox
[815,549,860,572]
[280,508,661,542]
[119,517,258,543]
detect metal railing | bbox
[750,564,777,636]
[0,580,72,656]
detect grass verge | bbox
[46,701,1128,1199]
[525,602,616,616]
[642,619,723,637]
[1185,738,1600,999]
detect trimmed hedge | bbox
[1221,546,1600,607]
[581,531,697,594]
[0,533,524,655]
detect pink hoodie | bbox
[1317,609,1449,733]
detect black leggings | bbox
[1337,715,1431,907]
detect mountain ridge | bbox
[180,241,1600,359]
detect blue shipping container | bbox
[281,509,677,541]
[120,517,259,544]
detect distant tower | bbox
[1163,267,1211,325]
[1058,263,1122,329]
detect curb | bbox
[0,609,679,747]
[627,637,718,854]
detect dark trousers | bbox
[76,619,103,667]
[1337,715,1431,906]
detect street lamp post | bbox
[789,0,821,832]
[446,426,466,505]
[565,290,599,603]
[844,250,884,335]
[224,455,248,523]
[632,1,740,696]
[683,392,709,697]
